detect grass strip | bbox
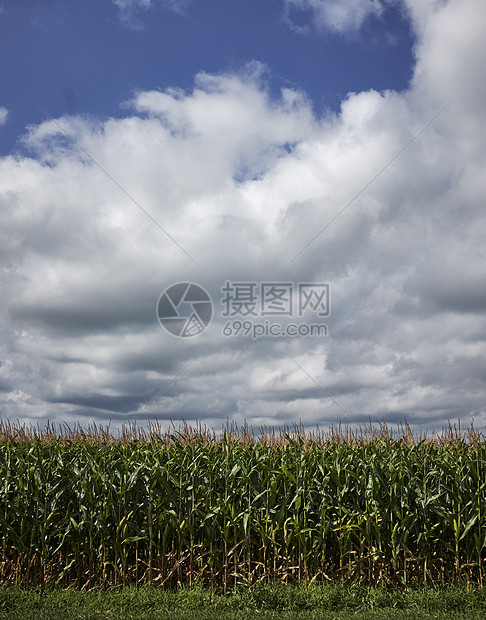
[1,584,486,619]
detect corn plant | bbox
[0,420,485,589]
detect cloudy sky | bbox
[1,0,485,435]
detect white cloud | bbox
[0,107,8,125]
[1,0,486,433]
[283,0,384,33]
[113,0,151,28]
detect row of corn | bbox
[0,422,485,589]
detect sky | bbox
[0,0,485,435]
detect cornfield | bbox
[1,419,485,589]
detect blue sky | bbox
[1,0,486,436]
[1,1,414,156]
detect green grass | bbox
[1,584,486,619]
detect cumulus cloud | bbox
[0,108,8,125]
[1,0,486,433]
[283,0,384,34]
